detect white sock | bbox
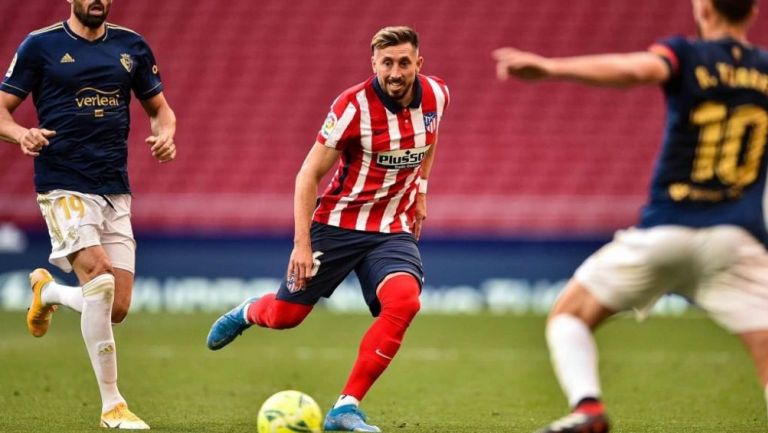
[547,314,602,408]
[81,274,125,413]
[334,394,360,408]
[41,280,84,313]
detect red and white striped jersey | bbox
[313,74,449,233]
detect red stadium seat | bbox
[0,0,762,235]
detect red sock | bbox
[574,398,605,415]
[341,274,421,400]
[246,293,313,329]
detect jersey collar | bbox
[63,20,109,44]
[372,75,423,113]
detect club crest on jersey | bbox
[321,112,337,139]
[423,112,438,133]
[5,53,17,78]
[376,145,430,169]
[120,54,133,73]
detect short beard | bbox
[73,2,108,29]
[387,83,411,102]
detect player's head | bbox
[692,0,758,34]
[68,0,112,29]
[371,26,424,106]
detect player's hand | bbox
[493,47,553,81]
[287,241,314,292]
[146,133,176,163]
[18,128,55,157]
[410,193,427,241]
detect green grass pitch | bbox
[0,309,764,432]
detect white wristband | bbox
[418,178,428,194]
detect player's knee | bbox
[385,291,421,320]
[379,275,421,322]
[548,281,613,329]
[81,258,114,282]
[267,300,312,329]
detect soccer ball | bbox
[256,390,323,433]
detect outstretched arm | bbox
[0,91,55,157]
[288,142,341,290]
[493,47,670,88]
[140,92,177,163]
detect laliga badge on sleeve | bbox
[321,112,337,139]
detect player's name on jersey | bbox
[695,63,768,93]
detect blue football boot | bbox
[323,405,381,432]
[206,297,258,350]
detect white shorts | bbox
[36,190,136,274]
[575,225,768,333]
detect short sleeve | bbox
[316,93,359,151]
[0,35,42,99]
[427,75,450,118]
[648,35,689,77]
[131,37,163,100]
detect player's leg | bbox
[74,193,147,429]
[693,226,768,420]
[69,245,123,408]
[537,280,615,433]
[28,191,132,333]
[111,269,134,324]
[337,273,420,402]
[207,222,362,350]
[34,269,83,313]
[324,234,423,433]
[739,331,768,417]
[100,194,138,325]
[69,245,148,429]
[26,190,96,336]
[536,226,692,433]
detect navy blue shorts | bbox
[275,222,424,316]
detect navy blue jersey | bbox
[1,21,163,194]
[639,35,768,245]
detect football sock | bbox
[81,274,125,412]
[574,397,605,415]
[246,293,312,329]
[41,280,84,313]
[341,274,421,400]
[547,314,601,408]
[333,394,360,409]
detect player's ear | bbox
[371,56,376,73]
[416,56,424,72]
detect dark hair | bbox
[712,0,756,23]
[371,26,419,53]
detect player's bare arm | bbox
[289,142,341,290]
[411,136,438,240]
[493,47,670,87]
[140,92,176,163]
[0,91,55,157]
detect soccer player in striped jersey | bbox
[494,0,768,432]
[0,0,176,429]
[208,26,449,432]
